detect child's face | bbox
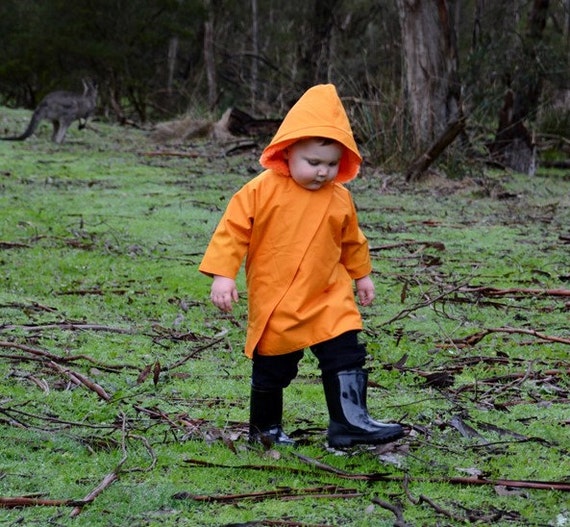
[285,138,343,191]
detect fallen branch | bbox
[0,496,79,508]
[369,240,445,252]
[459,285,570,298]
[164,335,227,371]
[441,327,570,348]
[0,453,126,515]
[0,340,68,361]
[0,405,118,431]
[184,457,314,477]
[293,453,392,480]
[69,472,119,517]
[185,456,391,482]
[0,322,135,334]
[185,455,570,491]
[173,485,361,504]
[0,340,138,372]
[293,455,570,492]
[371,496,412,527]
[0,240,30,249]
[380,281,468,326]
[406,117,466,182]
[47,361,111,401]
[70,412,129,517]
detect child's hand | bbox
[211,275,239,312]
[355,275,375,307]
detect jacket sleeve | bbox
[340,194,372,280]
[199,186,253,279]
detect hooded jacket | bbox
[199,84,371,358]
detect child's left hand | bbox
[355,275,375,306]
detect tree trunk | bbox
[396,0,463,153]
[203,0,218,109]
[300,0,341,88]
[251,0,259,109]
[167,36,178,95]
[488,0,549,174]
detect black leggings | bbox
[251,330,366,390]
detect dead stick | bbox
[184,454,570,492]
[70,415,129,517]
[294,455,570,492]
[369,240,445,252]
[402,477,463,522]
[0,496,79,508]
[447,327,570,347]
[174,485,360,503]
[381,281,468,326]
[459,286,570,297]
[69,472,119,517]
[47,361,111,401]
[0,341,62,360]
[0,340,138,371]
[164,336,226,371]
[406,118,466,182]
[293,452,391,480]
[1,322,135,333]
[371,496,411,527]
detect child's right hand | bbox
[210,275,239,312]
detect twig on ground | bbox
[69,471,120,517]
[441,326,570,348]
[369,240,446,252]
[380,281,469,326]
[47,360,111,401]
[0,322,135,334]
[70,412,129,517]
[0,496,80,508]
[0,340,137,371]
[164,335,227,370]
[173,485,362,504]
[458,285,570,298]
[371,496,412,527]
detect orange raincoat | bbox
[199,84,371,358]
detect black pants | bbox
[251,330,366,390]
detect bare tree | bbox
[395,0,463,152]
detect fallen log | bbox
[405,117,466,182]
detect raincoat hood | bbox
[260,84,362,183]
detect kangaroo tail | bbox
[1,109,42,141]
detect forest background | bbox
[0,0,569,177]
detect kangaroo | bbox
[1,79,98,144]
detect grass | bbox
[0,108,569,526]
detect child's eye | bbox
[307,159,320,166]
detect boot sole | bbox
[328,429,405,448]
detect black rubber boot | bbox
[248,387,295,446]
[322,368,405,448]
